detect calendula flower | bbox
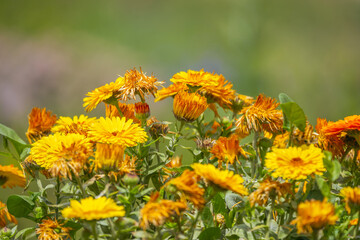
[93,143,124,172]
[291,199,338,233]
[292,122,317,146]
[88,117,147,147]
[83,78,124,112]
[173,91,207,122]
[51,115,97,137]
[230,94,255,114]
[249,178,292,207]
[265,145,325,180]
[170,69,215,87]
[323,115,360,137]
[264,131,289,149]
[236,94,283,134]
[147,116,169,139]
[118,68,163,102]
[195,137,215,151]
[134,102,150,120]
[191,163,248,196]
[155,83,189,102]
[62,196,125,221]
[30,133,93,179]
[36,219,71,240]
[0,201,17,227]
[26,107,57,143]
[316,118,345,158]
[349,218,358,226]
[0,165,26,189]
[340,187,360,214]
[210,134,248,167]
[140,192,187,229]
[166,170,205,208]
[105,102,140,123]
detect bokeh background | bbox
[0,0,360,230]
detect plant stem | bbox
[189,210,201,240]
[265,196,275,240]
[312,229,319,240]
[55,176,61,219]
[252,131,260,178]
[75,175,87,197]
[91,221,98,240]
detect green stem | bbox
[312,229,319,240]
[113,102,124,117]
[107,218,117,240]
[75,175,86,197]
[287,125,294,147]
[252,131,260,178]
[91,221,99,240]
[55,176,61,219]
[189,210,201,240]
[265,196,275,240]
[355,211,360,238]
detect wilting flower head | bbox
[134,102,150,120]
[195,137,215,151]
[62,196,125,221]
[191,163,248,196]
[147,116,169,139]
[340,187,360,214]
[230,94,255,114]
[236,94,283,135]
[155,83,189,102]
[36,219,71,240]
[0,201,17,227]
[105,102,140,123]
[118,68,163,102]
[249,178,292,207]
[166,170,205,209]
[265,145,325,180]
[51,115,97,137]
[0,165,26,189]
[291,199,338,233]
[26,107,57,143]
[93,143,124,172]
[30,133,93,179]
[315,118,345,158]
[88,117,147,147]
[210,134,248,167]
[107,155,138,181]
[140,192,187,229]
[83,78,124,112]
[173,91,207,122]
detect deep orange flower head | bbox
[173,91,207,122]
[134,102,150,120]
[155,83,189,102]
[323,115,360,137]
[0,201,17,227]
[26,107,57,143]
[105,102,140,123]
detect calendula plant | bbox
[1,67,360,239]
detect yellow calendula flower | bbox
[173,91,207,122]
[0,201,17,227]
[265,145,325,180]
[88,117,147,147]
[191,163,248,196]
[51,115,97,137]
[140,192,187,229]
[249,178,292,207]
[26,107,57,143]
[93,143,124,172]
[0,165,26,189]
[36,219,71,240]
[62,196,125,221]
[236,94,283,135]
[210,134,248,167]
[30,133,93,179]
[340,187,360,214]
[83,78,124,112]
[170,69,215,87]
[155,83,189,102]
[166,170,205,209]
[291,199,338,233]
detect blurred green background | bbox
[0,0,360,230]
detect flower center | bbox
[291,157,303,165]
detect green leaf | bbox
[212,193,226,215]
[280,102,306,132]
[278,93,294,104]
[198,227,221,240]
[14,227,35,239]
[201,207,214,227]
[316,176,330,197]
[225,192,243,209]
[0,123,27,145]
[7,195,35,217]
[331,160,341,181]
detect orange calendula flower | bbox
[62,196,125,220]
[231,94,255,114]
[0,165,26,189]
[93,143,124,172]
[191,163,248,196]
[30,133,93,179]
[323,115,360,137]
[173,91,207,122]
[83,78,124,112]
[105,102,140,123]
[88,117,147,147]
[118,68,163,102]
[340,187,360,214]
[350,218,358,226]
[291,199,338,233]
[36,218,71,240]
[26,107,57,143]
[210,134,248,167]
[155,83,189,102]
[166,170,205,209]
[265,145,325,180]
[249,178,292,207]
[236,94,283,135]
[316,118,345,158]
[51,115,97,137]
[0,201,17,227]
[140,192,187,229]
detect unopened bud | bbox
[123,173,139,186]
[135,102,150,120]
